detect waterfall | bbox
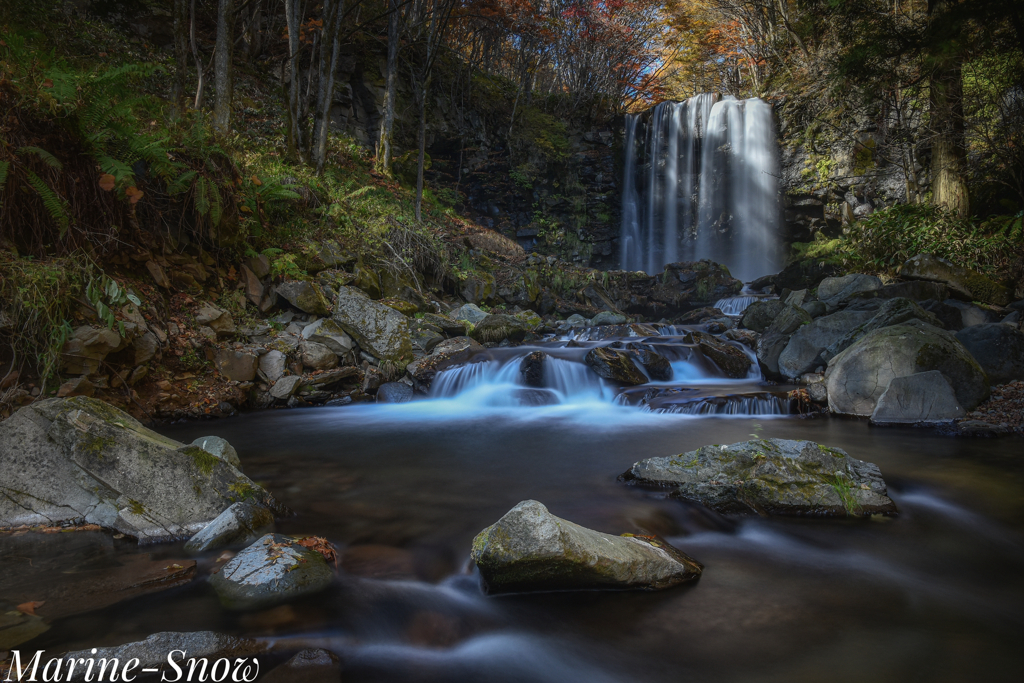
[620,94,782,282]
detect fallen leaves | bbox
[295,536,338,566]
[15,601,44,616]
[98,173,116,191]
[125,186,144,204]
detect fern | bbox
[167,170,197,196]
[24,171,70,235]
[208,178,223,226]
[96,155,136,184]
[195,176,210,216]
[17,146,63,170]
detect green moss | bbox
[181,445,219,476]
[127,498,146,516]
[80,434,116,459]
[228,480,259,502]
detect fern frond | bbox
[0,161,9,188]
[96,156,136,184]
[167,170,197,195]
[25,170,70,235]
[208,178,223,226]
[195,175,210,216]
[17,146,63,170]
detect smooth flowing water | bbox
[620,95,783,282]
[7,328,1024,682]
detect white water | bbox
[713,296,761,316]
[430,356,616,406]
[620,94,782,282]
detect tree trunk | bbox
[172,0,190,115]
[284,0,305,162]
[928,0,969,218]
[375,0,401,176]
[313,0,344,173]
[212,0,235,135]
[191,0,207,109]
[415,79,428,222]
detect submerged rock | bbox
[184,501,274,553]
[0,397,275,542]
[622,438,897,517]
[210,533,334,609]
[584,347,647,385]
[471,500,702,593]
[825,320,989,416]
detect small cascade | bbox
[647,394,794,416]
[428,355,613,406]
[714,296,760,316]
[620,94,782,282]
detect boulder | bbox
[62,632,266,680]
[584,347,647,385]
[411,327,445,354]
[420,313,467,337]
[628,344,673,381]
[825,320,989,416]
[145,260,170,288]
[195,303,235,337]
[62,325,126,375]
[685,331,750,379]
[471,500,702,593]
[406,336,485,390]
[133,331,158,365]
[191,435,241,468]
[240,264,264,306]
[301,318,354,354]
[450,304,489,325]
[740,299,784,333]
[944,299,999,328]
[275,281,333,315]
[848,280,949,303]
[0,397,275,542]
[299,341,338,370]
[765,303,813,336]
[822,298,944,362]
[778,310,875,379]
[869,371,965,424]
[259,349,286,382]
[817,274,883,309]
[213,349,259,381]
[955,323,1024,385]
[773,260,842,291]
[519,351,547,387]
[920,299,964,331]
[592,311,627,326]
[57,377,95,398]
[901,253,1012,305]
[377,381,414,403]
[184,501,274,553]
[270,375,302,399]
[332,288,413,366]
[566,313,588,327]
[210,533,334,609]
[470,314,530,343]
[623,438,897,517]
[803,300,827,318]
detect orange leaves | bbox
[16,601,45,615]
[98,173,116,191]
[295,536,338,567]
[125,186,144,204]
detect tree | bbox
[927,0,969,217]
[172,0,190,116]
[312,0,347,173]
[213,0,235,135]
[376,0,403,176]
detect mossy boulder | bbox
[902,253,1012,306]
[584,347,648,385]
[739,299,785,332]
[685,330,751,379]
[823,298,944,362]
[622,438,897,517]
[420,313,467,337]
[471,314,530,343]
[332,287,413,366]
[825,319,989,416]
[778,309,875,379]
[274,281,332,316]
[0,397,275,542]
[471,500,702,594]
[379,297,419,317]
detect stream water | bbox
[7,326,1024,682]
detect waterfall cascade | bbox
[620,94,783,282]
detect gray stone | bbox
[823,298,944,361]
[57,377,95,398]
[944,299,999,328]
[332,289,413,365]
[450,304,490,325]
[519,351,547,387]
[921,299,965,330]
[407,337,486,391]
[411,328,445,354]
[784,289,811,307]
[240,264,264,306]
[0,397,274,542]
[756,332,792,379]
[778,310,875,379]
[195,303,235,336]
[1003,311,1021,325]
[259,350,287,382]
[817,274,883,309]
[901,253,1012,305]
[955,323,1024,385]
[184,501,274,553]
[377,382,414,403]
[584,347,647,385]
[210,533,334,609]
[740,299,784,332]
[624,438,897,517]
[145,260,170,288]
[62,325,125,375]
[802,300,827,318]
[849,280,949,303]
[870,371,965,424]
[62,632,266,680]
[566,313,588,327]
[420,313,466,337]
[213,349,258,381]
[825,320,989,416]
[471,500,702,594]
[299,341,338,370]
[275,281,332,315]
[686,330,751,378]
[628,344,673,381]
[301,318,354,354]
[592,311,627,325]
[270,375,302,399]
[133,331,158,365]
[471,314,530,343]
[191,435,240,468]
[765,303,813,336]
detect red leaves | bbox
[295,536,338,567]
